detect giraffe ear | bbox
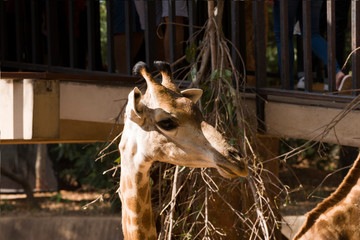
[181,88,203,103]
[127,87,144,124]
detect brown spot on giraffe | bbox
[132,230,146,239]
[142,208,153,231]
[138,183,148,202]
[126,196,138,213]
[149,235,157,240]
[136,172,143,183]
[126,176,133,190]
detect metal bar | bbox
[253,1,267,132]
[280,0,290,89]
[30,0,42,64]
[1,60,139,82]
[188,0,196,42]
[0,0,4,62]
[15,0,22,62]
[168,0,176,63]
[46,0,52,67]
[231,0,244,72]
[86,0,95,71]
[253,2,266,88]
[124,0,133,75]
[30,0,36,63]
[327,0,336,91]
[68,0,76,68]
[144,0,157,66]
[106,0,114,73]
[302,0,312,91]
[256,87,355,104]
[351,0,360,93]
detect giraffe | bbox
[118,61,249,240]
[294,152,360,240]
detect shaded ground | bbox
[0,166,344,218]
[0,190,119,217]
[279,166,344,216]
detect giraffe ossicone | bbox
[119,61,248,240]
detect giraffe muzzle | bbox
[216,151,248,178]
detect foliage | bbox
[49,143,119,190]
[280,139,339,171]
[0,201,15,211]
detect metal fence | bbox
[0,0,359,95]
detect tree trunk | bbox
[35,144,49,191]
[0,166,38,208]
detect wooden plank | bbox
[265,102,360,147]
[0,72,142,85]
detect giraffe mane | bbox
[294,153,360,239]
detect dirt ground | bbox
[279,166,344,216]
[0,190,118,217]
[0,165,344,219]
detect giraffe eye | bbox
[156,118,178,131]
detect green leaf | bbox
[114,157,121,164]
[210,69,219,81]
[224,69,232,78]
[190,66,197,83]
[185,42,197,63]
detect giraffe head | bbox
[120,61,248,178]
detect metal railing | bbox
[0,0,359,97]
[0,0,205,76]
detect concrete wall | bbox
[0,216,123,240]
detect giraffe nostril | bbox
[228,149,242,160]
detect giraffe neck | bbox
[294,153,360,239]
[119,160,157,240]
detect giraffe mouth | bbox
[216,160,248,178]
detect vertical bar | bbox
[253,1,267,88]
[124,0,133,75]
[327,0,336,91]
[253,1,267,132]
[30,0,41,64]
[231,0,245,72]
[106,0,114,73]
[280,0,289,89]
[188,0,196,41]
[68,0,76,68]
[168,0,176,63]
[47,0,60,67]
[302,0,312,91]
[15,0,22,62]
[351,0,360,92]
[144,0,157,66]
[46,0,52,67]
[0,0,4,62]
[30,0,36,63]
[87,0,95,71]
